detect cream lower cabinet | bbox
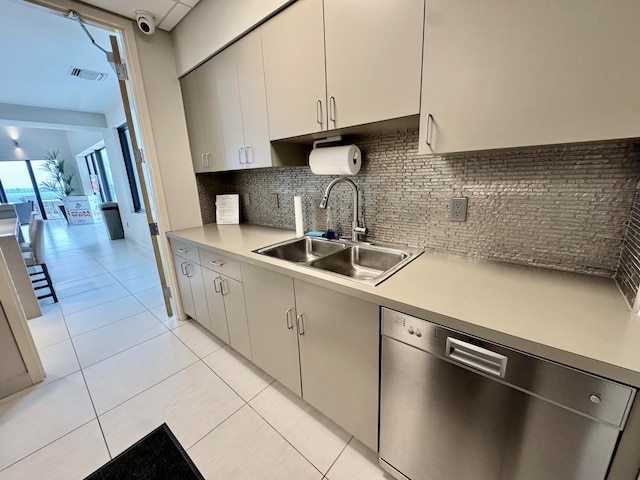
[199,248,252,359]
[172,254,210,330]
[242,263,301,395]
[242,263,379,450]
[419,0,640,154]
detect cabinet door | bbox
[261,0,327,140]
[187,262,210,331]
[173,255,196,320]
[212,47,246,170]
[295,279,379,451]
[242,263,301,396]
[196,60,227,170]
[180,71,208,173]
[419,0,640,154]
[220,275,252,360]
[324,0,424,129]
[235,29,271,169]
[202,267,230,344]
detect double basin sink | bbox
[254,236,422,286]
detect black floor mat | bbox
[84,423,204,480]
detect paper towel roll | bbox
[294,196,304,237]
[309,145,361,175]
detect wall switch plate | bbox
[271,193,279,208]
[244,193,251,206]
[450,197,468,222]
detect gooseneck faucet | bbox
[319,177,368,241]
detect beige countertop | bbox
[167,224,640,387]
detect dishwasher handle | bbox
[445,337,508,379]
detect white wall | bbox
[172,0,292,76]
[133,28,202,231]
[0,126,82,193]
[66,130,104,195]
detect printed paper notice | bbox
[216,194,240,224]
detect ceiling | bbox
[78,0,200,31]
[0,0,199,118]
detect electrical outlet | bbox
[271,193,279,208]
[450,197,468,222]
[244,193,251,206]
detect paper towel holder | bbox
[312,135,343,149]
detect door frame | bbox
[25,0,185,317]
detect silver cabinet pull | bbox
[180,261,187,275]
[285,308,293,330]
[185,262,194,278]
[177,248,188,254]
[205,152,211,168]
[316,99,323,126]
[238,147,245,165]
[201,153,206,167]
[220,278,228,296]
[213,276,221,293]
[210,260,225,267]
[245,146,254,164]
[445,337,508,379]
[296,314,305,335]
[425,113,434,147]
[329,96,336,124]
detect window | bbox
[84,147,116,203]
[118,124,142,212]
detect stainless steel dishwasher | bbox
[379,308,636,480]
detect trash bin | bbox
[100,202,125,240]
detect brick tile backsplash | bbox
[196,128,640,295]
[615,188,640,307]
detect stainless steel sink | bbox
[254,237,347,263]
[254,236,422,286]
[310,245,408,283]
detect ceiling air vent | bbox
[67,66,108,82]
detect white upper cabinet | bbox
[180,67,226,172]
[419,0,640,154]
[261,0,327,140]
[262,0,424,140]
[211,46,246,169]
[235,29,273,169]
[323,0,424,130]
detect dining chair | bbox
[22,218,58,303]
[20,212,39,253]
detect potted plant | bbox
[39,150,75,220]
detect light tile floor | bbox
[0,220,394,479]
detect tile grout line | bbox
[245,400,328,477]
[57,301,113,460]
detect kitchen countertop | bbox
[167,224,640,387]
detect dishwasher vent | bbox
[67,66,108,82]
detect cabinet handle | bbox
[180,261,187,275]
[185,262,194,278]
[316,99,322,126]
[220,278,229,296]
[177,248,188,253]
[329,96,336,124]
[238,147,245,165]
[213,276,221,293]
[296,314,304,335]
[210,260,225,267]
[425,113,434,147]
[201,153,206,167]
[285,308,293,330]
[245,146,254,164]
[205,152,211,168]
